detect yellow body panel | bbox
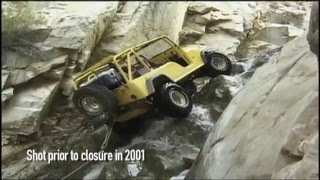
[115,58,204,105]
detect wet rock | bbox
[248,47,281,71]
[230,63,245,75]
[186,32,318,179]
[193,75,244,120]
[235,47,281,79]
[239,70,255,81]
[36,168,65,180]
[83,163,106,180]
[2,142,37,165]
[89,124,128,152]
[85,110,209,179]
[90,161,134,179]
[126,142,199,179]
[170,169,189,180]
[1,87,14,102]
[2,157,50,179]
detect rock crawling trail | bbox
[1,1,313,179]
[2,47,281,179]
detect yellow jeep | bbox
[72,36,231,122]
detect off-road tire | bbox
[72,85,118,117]
[155,82,193,117]
[204,52,232,77]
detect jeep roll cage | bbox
[73,36,185,90]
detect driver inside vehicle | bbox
[120,63,144,79]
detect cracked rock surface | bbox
[186,30,319,180]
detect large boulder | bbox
[265,2,308,28]
[252,23,305,46]
[1,1,118,137]
[181,2,255,60]
[186,30,318,179]
[43,2,118,70]
[89,1,188,65]
[2,77,60,136]
[181,2,311,60]
[6,54,68,86]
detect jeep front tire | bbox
[72,85,118,117]
[155,82,193,117]
[204,52,232,77]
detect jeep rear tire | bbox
[155,82,193,117]
[72,85,118,117]
[204,52,232,77]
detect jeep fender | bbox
[146,74,174,94]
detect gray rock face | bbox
[193,76,243,121]
[2,78,60,136]
[1,88,14,102]
[1,2,118,137]
[307,2,319,57]
[181,2,254,59]
[186,32,319,179]
[181,2,312,60]
[89,2,188,65]
[43,2,118,70]
[265,2,308,28]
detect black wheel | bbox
[204,52,232,77]
[72,85,118,117]
[155,82,193,117]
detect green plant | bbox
[2,2,45,33]
[1,2,47,66]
